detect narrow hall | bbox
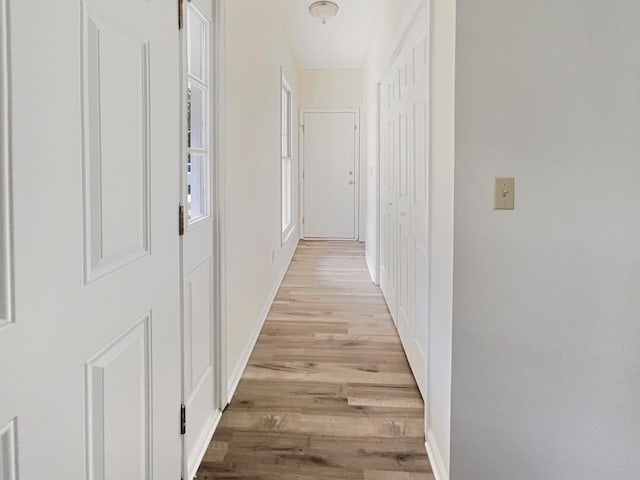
[197,241,432,479]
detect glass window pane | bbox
[187,154,207,221]
[188,82,206,149]
[187,9,205,81]
[282,157,292,232]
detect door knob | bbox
[400,211,406,217]
[349,180,354,185]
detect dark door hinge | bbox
[179,205,185,236]
[178,0,184,29]
[180,404,186,435]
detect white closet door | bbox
[0,0,182,478]
[379,3,430,398]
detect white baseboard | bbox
[226,240,298,403]
[365,252,377,285]
[187,409,222,480]
[425,430,449,480]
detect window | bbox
[186,4,210,223]
[281,74,293,240]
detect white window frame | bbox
[281,71,294,242]
[185,3,211,226]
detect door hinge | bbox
[354,124,358,131]
[178,0,191,29]
[179,205,185,236]
[180,404,186,435]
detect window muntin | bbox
[185,5,210,223]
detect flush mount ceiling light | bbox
[309,1,339,25]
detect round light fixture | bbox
[309,1,339,25]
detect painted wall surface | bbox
[298,69,365,240]
[298,69,362,109]
[224,0,299,384]
[451,1,640,479]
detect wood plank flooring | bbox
[196,240,433,480]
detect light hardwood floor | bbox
[196,240,433,479]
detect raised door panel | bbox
[185,260,213,392]
[86,316,152,480]
[184,259,216,476]
[0,418,18,480]
[82,4,150,284]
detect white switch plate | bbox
[495,177,515,210]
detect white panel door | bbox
[380,79,398,320]
[379,3,429,397]
[303,111,357,239]
[181,1,220,478]
[0,0,182,478]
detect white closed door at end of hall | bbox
[0,0,182,478]
[303,111,357,239]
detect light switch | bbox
[494,177,515,210]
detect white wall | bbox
[362,1,455,478]
[451,1,640,479]
[224,0,299,395]
[298,69,362,109]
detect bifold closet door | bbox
[378,2,430,398]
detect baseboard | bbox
[187,409,222,480]
[365,252,377,284]
[425,430,449,480]
[226,240,298,403]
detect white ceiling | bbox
[275,0,382,69]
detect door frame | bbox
[178,0,227,477]
[299,108,361,240]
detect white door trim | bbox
[0,0,13,330]
[299,108,361,240]
[212,0,228,414]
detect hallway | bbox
[196,241,433,479]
